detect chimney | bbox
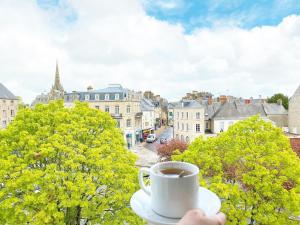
[87,86,93,91]
[245,99,251,104]
[208,96,212,105]
[220,95,227,104]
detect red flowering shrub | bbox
[157,139,187,161]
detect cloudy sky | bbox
[1,0,300,103]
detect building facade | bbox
[211,102,288,133]
[289,85,300,134]
[64,84,143,148]
[173,100,205,143]
[0,83,18,129]
[141,98,155,139]
[143,91,168,127]
[32,62,64,106]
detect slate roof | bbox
[203,103,221,120]
[213,102,287,119]
[263,103,288,115]
[0,83,18,100]
[174,100,203,109]
[94,86,127,94]
[168,102,181,109]
[141,98,155,111]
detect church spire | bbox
[55,60,61,89]
[53,60,64,92]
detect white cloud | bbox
[0,0,300,103]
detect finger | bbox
[215,213,226,225]
[178,209,205,225]
[194,213,226,225]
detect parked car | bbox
[146,134,156,143]
[160,137,167,144]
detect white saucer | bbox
[130,187,221,225]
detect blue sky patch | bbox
[142,0,300,32]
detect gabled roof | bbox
[0,83,18,100]
[174,100,203,109]
[94,85,127,94]
[141,98,155,111]
[263,103,288,115]
[204,103,221,120]
[212,102,287,119]
[213,102,266,119]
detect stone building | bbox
[141,98,155,139]
[32,62,64,106]
[64,84,143,148]
[143,91,168,127]
[211,101,288,133]
[173,100,205,143]
[289,85,300,134]
[0,83,18,129]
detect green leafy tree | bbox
[267,93,289,109]
[173,116,300,225]
[0,101,143,225]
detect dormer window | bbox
[105,94,109,100]
[85,94,90,101]
[95,94,100,101]
[115,94,119,100]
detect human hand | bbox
[178,209,226,225]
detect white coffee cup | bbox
[138,161,199,218]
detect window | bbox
[11,110,14,117]
[3,110,7,118]
[206,122,209,129]
[196,112,200,119]
[177,122,179,130]
[177,112,179,119]
[196,124,200,132]
[115,94,119,100]
[186,123,189,131]
[2,120,7,128]
[105,106,109,112]
[105,94,109,100]
[186,112,189,119]
[95,94,100,100]
[95,106,99,110]
[181,112,184,119]
[115,106,120,114]
[186,136,190,144]
[176,134,179,139]
[126,105,131,113]
[182,123,184,130]
[126,119,131,127]
[85,94,90,101]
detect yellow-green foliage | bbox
[0,101,143,225]
[173,116,300,225]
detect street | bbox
[144,126,173,152]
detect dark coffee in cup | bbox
[160,168,192,177]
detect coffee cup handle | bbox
[138,168,151,196]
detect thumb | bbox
[212,212,226,225]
